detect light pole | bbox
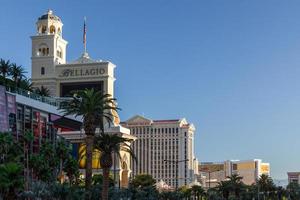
[164,159,189,190]
[199,167,221,189]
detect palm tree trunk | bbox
[85,135,94,191]
[102,167,110,200]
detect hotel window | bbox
[50,25,56,34]
[57,28,61,35]
[233,164,237,170]
[41,67,45,75]
[56,50,62,58]
[172,128,175,133]
[39,47,49,56]
[42,26,46,33]
[176,128,178,133]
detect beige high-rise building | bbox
[121,115,199,188]
[199,159,270,187]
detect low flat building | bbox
[199,159,270,187]
[287,172,300,184]
[0,85,80,149]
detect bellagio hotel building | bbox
[121,115,199,188]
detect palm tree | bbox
[191,185,205,200]
[94,133,135,200]
[179,186,192,200]
[59,88,118,192]
[217,181,230,200]
[34,86,50,96]
[10,63,26,87]
[228,174,244,198]
[257,174,275,199]
[0,59,11,84]
[19,78,33,92]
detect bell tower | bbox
[31,10,68,96]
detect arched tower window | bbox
[56,47,63,58]
[41,67,45,75]
[42,26,47,34]
[57,28,61,35]
[50,25,56,34]
[38,44,49,56]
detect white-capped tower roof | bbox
[36,9,63,36]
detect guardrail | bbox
[4,86,72,107]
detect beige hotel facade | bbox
[199,159,270,187]
[121,115,199,188]
[31,10,115,97]
[30,10,135,187]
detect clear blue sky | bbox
[1,0,300,180]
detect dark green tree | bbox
[179,185,192,200]
[0,59,11,85]
[287,182,300,200]
[29,141,60,182]
[217,180,230,200]
[10,63,26,87]
[35,85,50,96]
[131,174,156,189]
[0,162,24,200]
[191,185,205,200]
[19,78,33,91]
[59,88,119,193]
[257,174,276,199]
[0,132,23,164]
[228,174,244,198]
[94,133,135,200]
[63,155,80,185]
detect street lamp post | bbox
[199,167,221,189]
[164,159,189,190]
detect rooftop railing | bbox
[4,86,71,107]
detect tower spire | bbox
[83,17,87,54]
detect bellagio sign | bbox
[59,68,106,78]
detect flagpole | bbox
[83,16,87,54]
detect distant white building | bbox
[121,115,199,188]
[199,159,270,187]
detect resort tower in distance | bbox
[121,115,199,189]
